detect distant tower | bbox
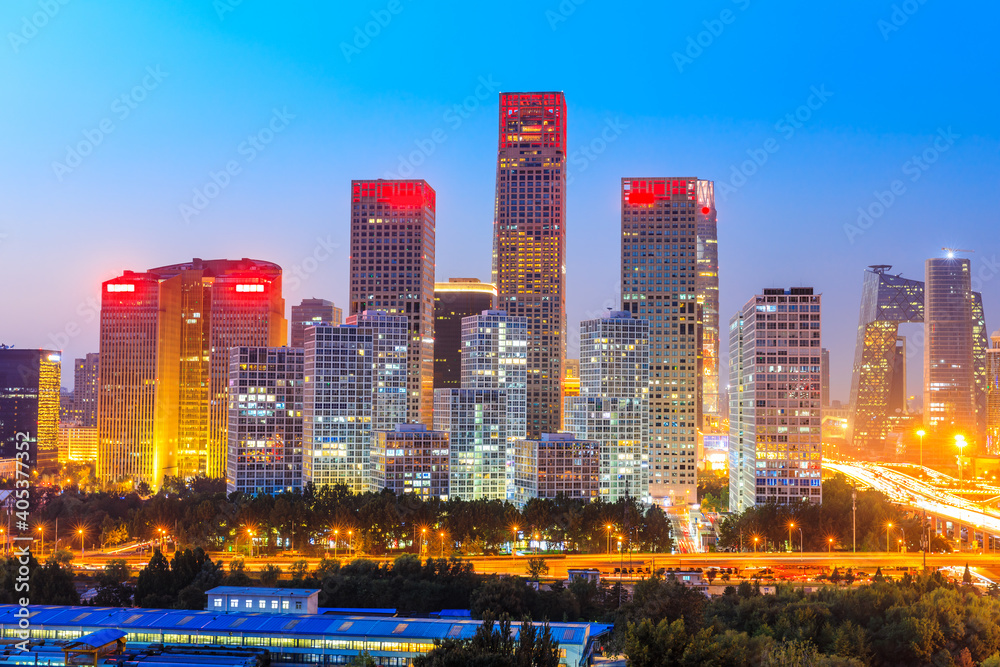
[73,353,100,427]
[349,179,436,427]
[820,348,830,408]
[0,348,60,469]
[987,331,1000,455]
[433,279,496,390]
[290,298,341,348]
[493,92,567,439]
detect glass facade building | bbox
[433,279,496,390]
[0,347,60,468]
[370,424,450,499]
[290,298,342,349]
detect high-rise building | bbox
[564,311,649,502]
[528,432,599,501]
[370,424,450,500]
[0,347,60,468]
[227,346,304,496]
[290,299,342,349]
[729,288,822,512]
[349,179,436,427]
[58,423,98,464]
[98,272,181,487]
[303,312,408,492]
[73,353,99,427]
[695,180,720,422]
[924,258,977,439]
[98,259,285,487]
[620,177,705,506]
[848,263,988,456]
[434,388,507,501]
[987,331,1000,455]
[433,279,496,390]
[493,92,567,439]
[562,359,580,398]
[460,310,528,434]
[820,348,830,408]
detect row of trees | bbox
[31,479,673,555]
[716,474,949,553]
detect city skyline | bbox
[4,2,997,409]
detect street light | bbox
[348,529,354,556]
[753,536,759,555]
[36,525,44,558]
[828,537,834,554]
[916,429,926,469]
[439,531,446,559]
[333,529,339,560]
[898,538,903,553]
[420,527,427,556]
[534,533,541,556]
[886,523,893,554]
[955,435,966,490]
[511,526,518,565]
[605,524,613,554]
[78,528,85,558]
[788,523,795,553]
[246,528,254,559]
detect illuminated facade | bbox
[526,432,599,502]
[729,288,822,510]
[303,312,407,492]
[370,424,450,500]
[290,298,342,349]
[57,423,97,464]
[563,311,649,502]
[73,353,99,427]
[433,279,496,390]
[493,92,567,439]
[98,272,180,487]
[848,262,988,455]
[434,388,508,501]
[695,180,721,420]
[227,346,304,496]
[0,348,61,468]
[562,358,580,397]
[620,177,704,505]
[987,331,1000,455]
[349,179,436,427]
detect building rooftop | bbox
[206,586,320,597]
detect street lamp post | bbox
[78,528,85,558]
[36,526,44,558]
[440,531,445,559]
[753,536,759,555]
[886,523,892,554]
[348,530,354,556]
[828,538,833,554]
[334,529,339,560]
[899,527,906,553]
[420,528,427,556]
[511,526,518,566]
[605,524,613,554]
[788,523,795,553]
[917,429,926,470]
[534,533,540,556]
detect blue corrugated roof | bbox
[318,607,397,615]
[206,586,320,597]
[70,628,126,649]
[0,605,599,646]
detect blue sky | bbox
[2,0,998,402]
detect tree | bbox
[963,563,972,585]
[290,560,309,582]
[31,561,80,605]
[260,564,282,587]
[414,613,559,667]
[227,558,251,586]
[527,557,549,581]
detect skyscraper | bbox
[433,279,496,390]
[98,271,181,487]
[370,424,450,499]
[924,257,977,439]
[98,259,285,487]
[493,92,567,439]
[729,288,823,511]
[73,353,99,427]
[303,311,408,491]
[0,347,60,468]
[987,330,1000,455]
[620,177,705,506]
[820,348,830,408]
[349,179,436,427]
[695,180,721,423]
[564,311,649,502]
[290,298,342,348]
[227,346,304,496]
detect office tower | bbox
[98,259,285,487]
[695,180,720,423]
[460,310,528,436]
[349,179,436,427]
[73,353,99,427]
[493,92,567,439]
[98,272,181,487]
[433,279,496,389]
[227,346,304,496]
[370,424,450,500]
[728,288,822,512]
[57,423,97,464]
[434,388,507,500]
[525,432,599,501]
[848,263,988,455]
[820,348,830,408]
[0,347,60,468]
[562,359,580,398]
[987,331,1000,455]
[60,388,76,423]
[564,311,649,502]
[303,312,408,492]
[924,257,977,439]
[290,299,342,348]
[620,177,703,506]
[888,337,907,416]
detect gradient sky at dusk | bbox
[2,0,998,402]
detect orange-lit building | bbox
[493,92,567,439]
[562,358,580,398]
[349,179,436,426]
[0,347,60,469]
